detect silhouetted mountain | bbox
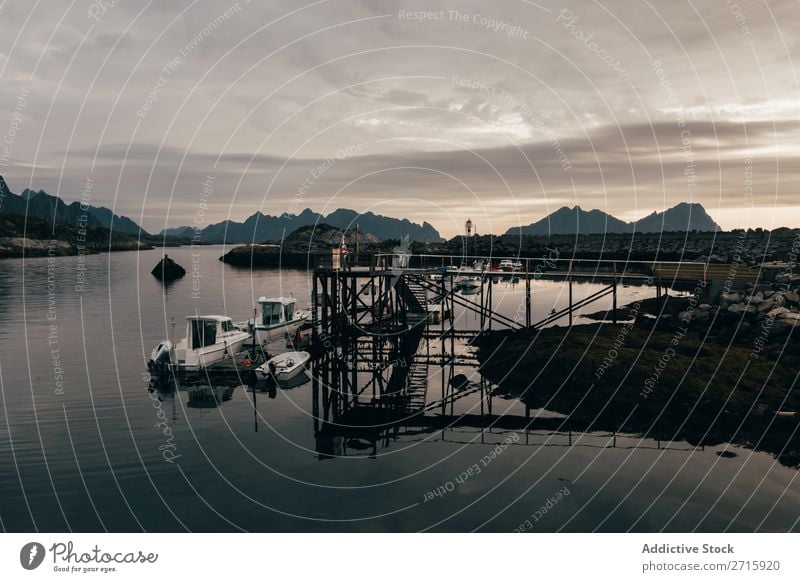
[507,203,721,236]
[162,207,443,243]
[508,206,631,235]
[633,202,721,233]
[158,225,196,239]
[0,176,148,235]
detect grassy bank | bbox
[476,322,800,466]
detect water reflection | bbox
[2,247,798,532]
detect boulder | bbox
[151,255,186,282]
[728,304,756,315]
[720,292,742,304]
[757,301,775,313]
[768,307,790,318]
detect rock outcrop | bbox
[151,255,186,281]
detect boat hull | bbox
[256,351,311,382]
[177,335,250,371]
[253,314,309,344]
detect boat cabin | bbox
[186,316,237,350]
[258,297,297,327]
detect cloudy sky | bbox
[0,0,798,237]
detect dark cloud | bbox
[0,0,798,236]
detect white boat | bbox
[240,297,311,344]
[499,259,514,272]
[499,259,523,272]
[151,315,251,372]
[256,351,311,382]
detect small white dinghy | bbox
[256,351,311,382]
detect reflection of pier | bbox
[310,254,710,457]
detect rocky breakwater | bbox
[647,268,800,361]
[220,223,386,268]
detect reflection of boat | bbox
[459,276,480,291]
[257,351,311,382]
[239,297,311,344]
[150,315,251,372]
[186,383,238,407]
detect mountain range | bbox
[0,175,145,235]
[161,207,444,243]
[507,203,721,236]
[0,174,722,243]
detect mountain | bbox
[507,203,721,236]
[508,206,632,236]
[0,175,148,235]
[633,202,721,233]
[162,207,443,243]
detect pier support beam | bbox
[525,259,531,329]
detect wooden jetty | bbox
[309,253,725,456]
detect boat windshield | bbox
[191,319,217,349]
[284,302,295,323]
[221,320,234,332]
[262,302,282,325]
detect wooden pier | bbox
[309,253,713,456]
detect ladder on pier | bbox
[404,356,430,413]
[401,276,429,312]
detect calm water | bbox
[1,245,798,532]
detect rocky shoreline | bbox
[0,236,153,258]
[219,226,800,268]
[476,264,800,467]
[416,229,800,263]
[0,212,177,258]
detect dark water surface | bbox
[1,246,798,532]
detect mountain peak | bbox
[165,207,443,243]
[634,202,720,233]
[0,177,148,235]
[508,202,720,236]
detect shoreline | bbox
[475,285,800,466]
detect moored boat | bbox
[149,315,251,372]
[239,297,311,344]
[256,351,311,382]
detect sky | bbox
[0,0,799,238]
